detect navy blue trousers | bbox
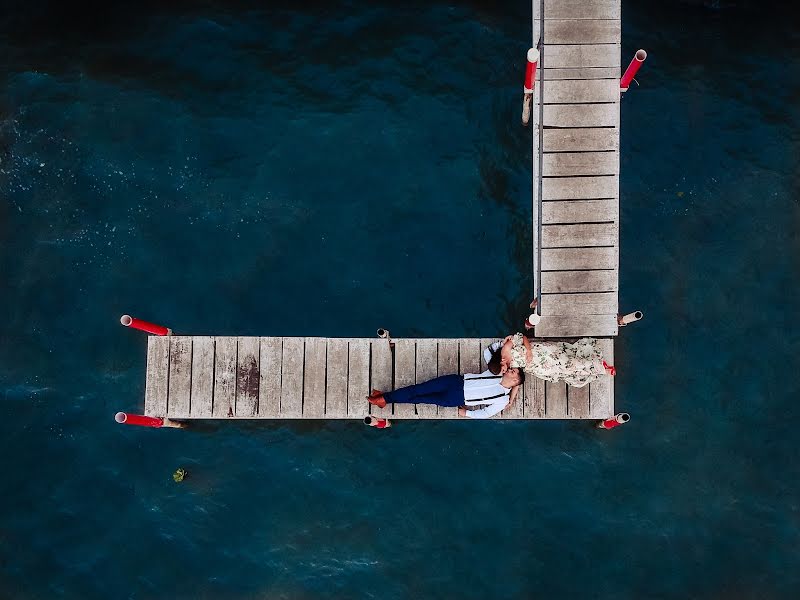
[384,374,464,407]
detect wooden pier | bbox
[140,0,623,421]
[144,336,613,420]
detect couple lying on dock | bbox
[368,334,615,419]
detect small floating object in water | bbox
[173,468,187,483]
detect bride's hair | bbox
[488,347,503,375]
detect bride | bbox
[498,333,615,388]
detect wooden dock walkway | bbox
[144,336,613,420]
[531,0,621,338]
[138,0,623,422]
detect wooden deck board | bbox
[213,337,237,418]
[370,340,393,417]
[542,199,617,224]
[543,128,619,152]
[543,79,619,104]
[190,336,214,417]
[280,337,304,417]
[540,292,618,315]
[302,337,327,418]
[437,339,460,418]
[541,270,618,293]
[542,152,618,176]
[258,337,282,417]
[541,246,617,270]
[415,339,439,418]
[543,67,619,80]
[589,339,615,417]
[393,339,417,418]
[167,336,192,419]
[235,337,260,417]
[542,222,618,247]
[144,336,169,417]
[325,338,348,417]
[535,315,618,338]
[545,44,621,68]
[568,384,590,418]
[546,381,568,418]
[543,0,620,20]
[543,103,618,128]
[544,20,620,45]
[542,176,618,200]
[348,339,371,418]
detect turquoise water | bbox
[2,1,799,598]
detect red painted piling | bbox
[597,413,630,429]
[620,49,647,90]
[115,412,164,428]
[120,314,171,336]
[524,48,540,92]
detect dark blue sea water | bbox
[2,1,799,598]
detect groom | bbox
[367,346,523,419]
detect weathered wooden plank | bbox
[546,381,568,418]
[393,338,417,418]
[144,336,170,417]
[415,339,439,418]
[324,338,348,417]
[258,337,282,417]
[213,337,237,418]
[535,315,619,338]
[541,270,618,293]
[542,152,618,176]
[524,374,546,418]
[302,337,327,418]
[234,337,259,417]
[543,128,619,152]
[437,340,460,418]
[544,20,620,45]
[348,339,371,418]
[543,79,618,104]
[166,336,192,418]
[545,44,621,68]
[542,176,617,201]
[541,222,618,247]
[542,199,617,224]
[589,339,615,418]
[543,103,618,128]
[544,0,620,20]
[458,340,481,376]
[568,384,590,418]
[540,292,618,315]
[541,246,617,270]
[370,340,393,417]
[189,336,214,417]
[280,337,304,417]
[543,67,619,80]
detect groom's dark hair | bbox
[488,347,503,375]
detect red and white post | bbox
[120,314,172,336]
[522,47,540,126]
[597,413,630,429]
[364,415,392,429]
[618,311,644,326]
[115,412,185,428]
[620,49,647,92]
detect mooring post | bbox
[521,47,539,126]
[597,412,630,429]
[376,327,394,348]
[120,314,172,336]
[115,412,186,428]
[364,415,392,429]
[618,311,644,326]
[620,49,647,92]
